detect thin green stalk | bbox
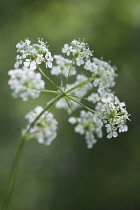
[64,63,73,91]
[33,89,58,94]
[64,97,79,123]
[64,96,74,114]
[59,73,63,89]
[67,95,105,116]
[37,64,63,93]
[66,75,96,94]
[1,137,26,210]
[67,94,98,102]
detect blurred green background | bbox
[0,0,140,209]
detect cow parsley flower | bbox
[8,68,45,101]
[8,38,130,148]
[62,39,93,66]
[14,38,53,70]
[85,58,117,91]
[95,96,130,139]
[25,106,58,145]
[68,110,103,148]
[51,55,76,77]
[45,51,53,68]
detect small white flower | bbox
[118,125,128,133]
[45,51,53,68]
[101,97,112,103]
[62,44,72,56]
[75,57,85,66]
[74,124,84,135]
[84,60,98,71]
[107,131,118,139]
[113,132,118,137]
[107,132,113,139]
[24,60,37,70]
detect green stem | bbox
[59,73,63,89]
[66,75,96,94]
[1,137,26,210]
[67,95,105,116]
[64,97,79,123]
[67,94,99,102]
[34,89,58,94]
[64,63,73,91]
[64,96,73,114]
[37,64,63,93]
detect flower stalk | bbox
[1,137,26,210]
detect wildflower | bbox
[14,38,53,70]
[95,96,130,139]
[8,68,45,101]
[25,106,58,145]
[45,51,53,68]
[85,58,117,90]
[8,38,130,147]
[62,39,93,66]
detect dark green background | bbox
[0,0,140,209]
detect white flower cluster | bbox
[8,38,130,148]
[84,58,117,92]
[62,39,93,66]
[96,96,130,139]
[51,55,76,77]
[86,91,130,141]
[8,68,45,101]
[56,74,92,113]
[69,110,103,148]
[25,106,58,145]
[14,38,53,70]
